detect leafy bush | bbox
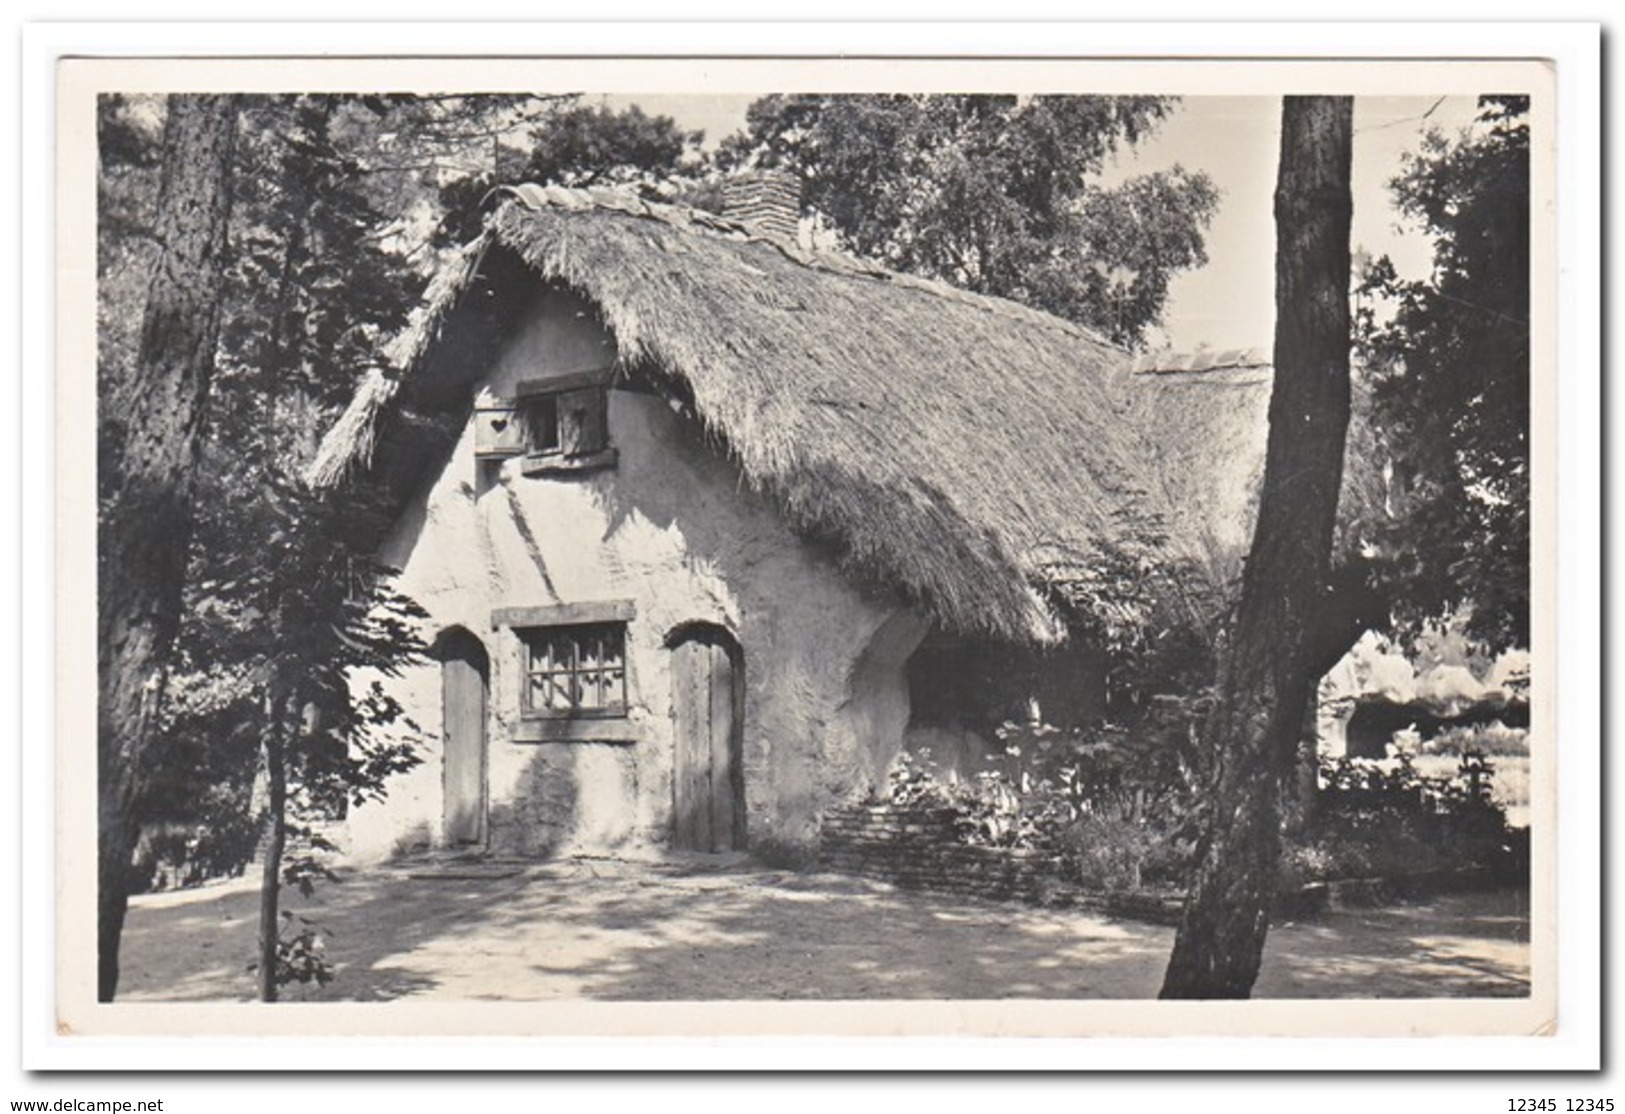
[131,809,261,893]
[248,911,334,990]
[884,702,1208,891]
[1067,813,1157,890]
[1318,748,1503,817]
[1064,810,1197,892]
[886,751,1058,851]
[886,747,955,810]
[1291,749,1515,882]
[887,725,1520,897]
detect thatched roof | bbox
[1121,349,1391,587]
[311,184,1179,645]
[1119,352,1274,581]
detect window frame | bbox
[523,392,562,456]
[492,600,641,743]
[517,620,628,721]
[516,370,618,476]
[473,368,620,474]
[526,385,603,460]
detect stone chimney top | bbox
[722,170,801,243]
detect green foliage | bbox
[521,102,703,187]
[148,480,429,892]
[889,732,1519,896]
[102,95,442,895]
[718,94,1219,347]
[247,912,335,990]
[1354,95,1530,652]
[883,749,954,808]
[1288,750,1514,883]
[1038,512,1225,717]
[1319,749,1498,814]
[1067,812,1167,892]
[885,751,1043,849]
[129,811,259,893]
[887,715,1521,896]
[433,100,707,245]
[885,703,1209,892]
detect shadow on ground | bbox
[116,859,1529,1002]
[1256,891,1530,998]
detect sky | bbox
[1102,95,1481,353]
[605,91,1482,354]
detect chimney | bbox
[722,170,801,243]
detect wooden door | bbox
[670,626,744,852]
[440,629,489,847]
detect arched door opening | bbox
[667,623,745,852]
[435,627,490,848]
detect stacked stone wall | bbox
[818,804,1077,907]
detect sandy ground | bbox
[116,858,1531,1002]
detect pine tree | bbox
[1160,96,1355,999]
[98,93,240,1003]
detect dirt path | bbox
[116,858,1530,1002]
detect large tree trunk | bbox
[1160,96,1353,999]
[97,95,238,1002]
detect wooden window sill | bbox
[522,447,618,477]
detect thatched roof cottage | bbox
[311,180,1196,863]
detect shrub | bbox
[1064,809,1196,892]
[247,912,334,991]
[886,747,952,810]
[886,751,1061,851]
[131,796,261,894]
[1067,813,1156,890]
[882,708,1205,891]
[1295,750,1515,881]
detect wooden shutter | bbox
[557,386,607,457]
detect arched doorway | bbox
[667,623,745,852]
[436,627,489,847]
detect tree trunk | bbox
[1160,96,1353,999]
[256,692,289,1003]
[97,95,238,1002]
[1282,701,1320,838]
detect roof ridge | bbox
[487,182,1126,355]
[1130,347,1272,375]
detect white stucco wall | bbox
[344,289,927,863]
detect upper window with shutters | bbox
[474,369,618,476]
